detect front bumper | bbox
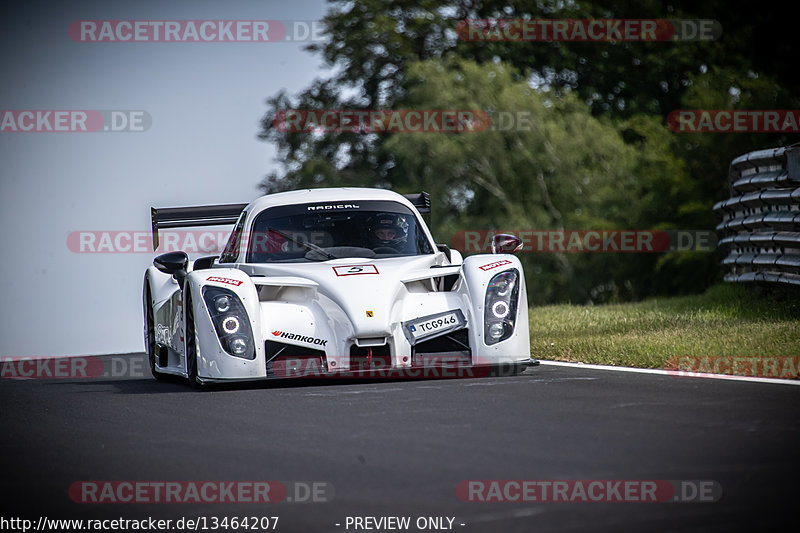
[197,358,538,384]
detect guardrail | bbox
[713,144,800,286]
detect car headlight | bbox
[214,295,232,313]
[202,286,255,359]
[484,269,519,345]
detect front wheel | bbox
[144,281,166,381]
[184,291,203,389]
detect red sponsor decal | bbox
[206,276,243,286]
[479,259,512,271]
[332,265,379,276]
[68,481,286,504]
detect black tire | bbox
[184,291,203,389]
[144,281,166,381]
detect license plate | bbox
[405,310,465,343]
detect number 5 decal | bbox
[333,264,380,276]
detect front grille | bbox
[349,343,392,370]
[414,328,470,354]
[265,340,326,377]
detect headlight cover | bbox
[202,286,255,359]
[484,269,520,345]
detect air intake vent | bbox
[413,328,471,366]
[265,341,326,377]
[350,344,392,370]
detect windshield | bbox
[246,200,434,263]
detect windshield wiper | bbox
[265,227,337,261]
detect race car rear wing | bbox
[151,203,247,251]
[150,192,430,251]
[404,192,431,214]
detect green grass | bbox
[529,284,800,369]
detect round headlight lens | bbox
[490,274,514,297]
[214,295,231,313]
[488,322,505,340]
[492,301,510,319]
[221,316,240,334]
[229,336,248,355]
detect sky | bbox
[0,0,332,356]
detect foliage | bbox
[530,284,800,367]
[257,0,800,303]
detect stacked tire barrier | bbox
[713,144,800,286]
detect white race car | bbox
[143,188,533,386]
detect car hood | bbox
[236,255,458,337]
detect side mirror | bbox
[193,255,217,271]
[154,252,189,287]
[491,234,523,254]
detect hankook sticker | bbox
[271,331,328,346]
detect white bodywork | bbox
[143,188,531,383]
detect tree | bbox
[384,57,705,302]
[257,0,798,302]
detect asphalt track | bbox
[1,353,799,533]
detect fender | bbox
[143,267,183,376]
[460,254,530,363]
[144,266,181,351]
[184,268,264,380]
[145,265,180,306]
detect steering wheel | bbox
[372,247,398,254]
